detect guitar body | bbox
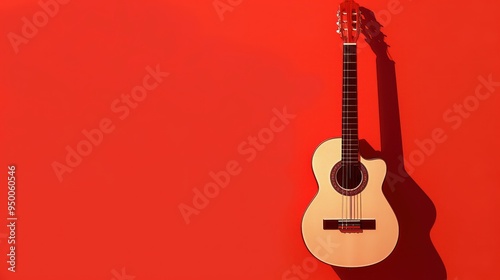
[302,138,399,267]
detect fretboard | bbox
[342,43,359,164]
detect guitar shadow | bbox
[331,7,447,280]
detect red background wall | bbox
[1,0,499,279]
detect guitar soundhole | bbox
[330,162,368,196]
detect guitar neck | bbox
[342,43,359,164]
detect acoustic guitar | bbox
[301,0,399,267]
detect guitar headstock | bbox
[336,0,361,43]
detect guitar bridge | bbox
[323,219,376,230]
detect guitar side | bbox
[301,138,399,267]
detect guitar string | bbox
[346,42,351,226]
[348,43,352,223]
[342,43,346,228]
[351,43,354,222]
[354,0,357,223]
[346,16,349,223]
[344,43,348,227]
[342,41,345,227]
[352,42,359,222]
